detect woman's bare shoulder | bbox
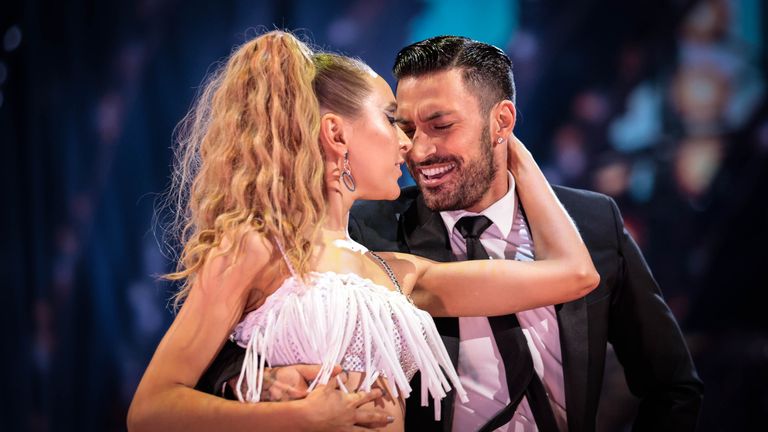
[197,229,276,297]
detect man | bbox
[199,36,703,431]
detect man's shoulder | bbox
[551,185,617,218]
[550,185,621,246]
[349,186,421,251]
[551,184,612,205]
[351,186,420,218]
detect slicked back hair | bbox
[393,35,515,116]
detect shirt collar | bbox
[439,171,517,239]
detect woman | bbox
[128,31,598,431]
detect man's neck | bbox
[463,169,511,213]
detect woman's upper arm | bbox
[137,233,273,391]
[411,258,597,317]
[379,252,444,310]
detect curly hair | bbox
[162,31,375,308]
[163,31,328,307]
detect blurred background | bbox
[3,0,767,430]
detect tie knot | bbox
[455,215,493,240]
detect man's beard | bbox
[408,126,497,211]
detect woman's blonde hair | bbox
[163,31,375,308]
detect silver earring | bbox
[497,137,504,144]
[341,151,356,192]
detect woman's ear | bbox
[492,100,516,143]
[318,112,348,159]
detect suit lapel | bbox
[399,193,455,263]
[557,287,589,431]
[548,188,591,431]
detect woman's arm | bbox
[403,136,599,317]
[127,233,389,431]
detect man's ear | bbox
[318,112,348,159]
[492,100,516,142]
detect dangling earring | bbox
[341,151,356,192]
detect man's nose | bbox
[408,130,435,163]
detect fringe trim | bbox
[232,272,468,420]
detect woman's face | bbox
[345,75,412,200]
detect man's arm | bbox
[195,339,246,399]
[606,197,704,431]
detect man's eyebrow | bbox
[395,110,455,124]
[424,110,454,121]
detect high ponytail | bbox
[163,31,326,308]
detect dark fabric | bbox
[195,339,245,400]
[455,215,559,432]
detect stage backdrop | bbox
[4,0,767,431]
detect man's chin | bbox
[421,187,462,211]
[420,181,488,211]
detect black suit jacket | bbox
[347,185,703,432]
[197,185,703,431]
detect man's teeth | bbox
[421,163,456,178]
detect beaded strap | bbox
[368,251,412,303]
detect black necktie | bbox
[455,216,560,432]
[455,215,494,261]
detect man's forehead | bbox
[397,71,458,96]
[395,93,460,121]
[396,70,468,117]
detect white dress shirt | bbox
[441,172,567,432]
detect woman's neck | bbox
[322,186,354,239]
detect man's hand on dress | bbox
[227,364,342,401]
[300,378,393,431]
[228,364,392,430]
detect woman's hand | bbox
[506,134,531,174]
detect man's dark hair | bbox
[393,35,515,115]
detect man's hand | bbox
[228,364,393,430]
[228,364,345,402]
[299,381,394,431]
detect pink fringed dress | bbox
[229,239,467,420]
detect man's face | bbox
[396,68,497,211]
